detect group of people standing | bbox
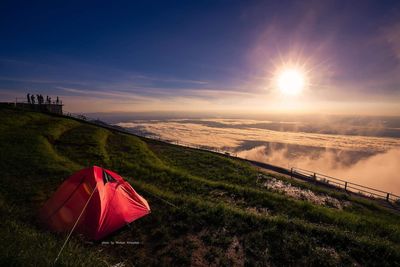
[27,93,61,105]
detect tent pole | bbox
[54,184,98,264]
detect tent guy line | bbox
[54,184,98,264]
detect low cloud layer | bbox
[118,120,400,152]
[118,118,400,195]
[238,145,400,195]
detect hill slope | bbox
[0,107,399,266]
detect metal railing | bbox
[291,167,400,203]
[14,97,63,105]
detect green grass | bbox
[0,106,399,266]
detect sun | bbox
[276,68,305,96]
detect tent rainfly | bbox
[39,166,150,240]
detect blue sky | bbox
[1,0,400,114]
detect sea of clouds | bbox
[117,117,400,195]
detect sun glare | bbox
[277,68,305,96]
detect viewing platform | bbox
[0,98,64,115]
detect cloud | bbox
[238,145,400,195]
[0,76,89,85]
[384,21,400,61]
[118,118,400,195]
[127,74,209,85]
[57,86,153,101]
[120,120,400,152]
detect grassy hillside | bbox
[0,106,399,266]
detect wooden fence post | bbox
[386,193,390,202]
[344,182,348,191]
[290,168,293,178]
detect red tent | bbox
[39,166,150,240]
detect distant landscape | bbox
[107,114,400,195]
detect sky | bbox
[1,0,400,115]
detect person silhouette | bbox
[56,96,59,104]
[31,94,35,104]
[27,93,31,104]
